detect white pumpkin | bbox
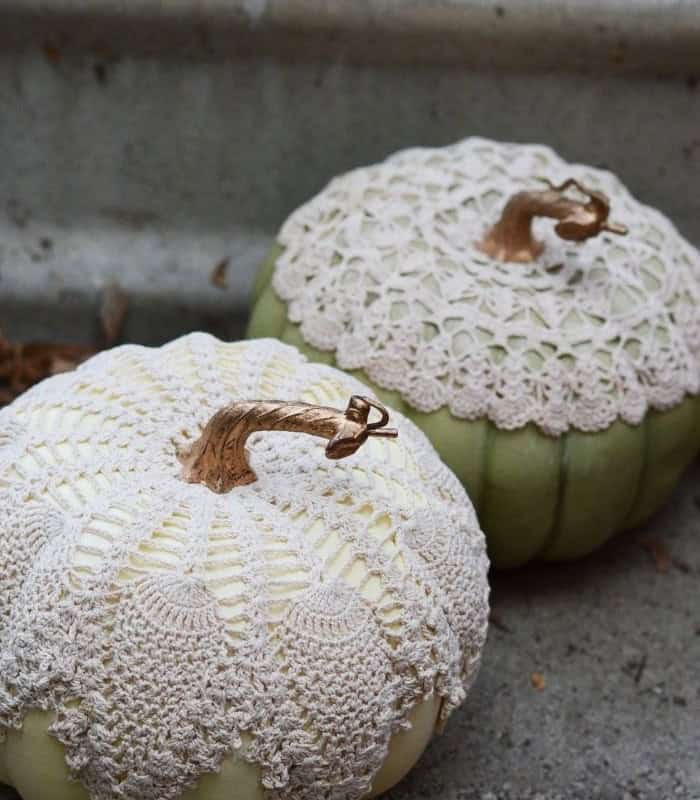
[0,334,489,800]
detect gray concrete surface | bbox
[391,463,700,800]
[3,0,700,71]
[2,464,699,799]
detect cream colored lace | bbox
[0,334,489,800]
[274,138,700,435]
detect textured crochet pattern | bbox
[273,138,700,435]
[0,333,489,800]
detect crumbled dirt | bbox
[530,672,546,691]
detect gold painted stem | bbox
[179,395,398,493]
[477,178,628,263]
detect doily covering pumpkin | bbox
[248,137,700,567]
[0,333,489,800]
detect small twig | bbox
[489,611,512,634]
[671,557,692,574]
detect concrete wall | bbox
[0,0,698,344]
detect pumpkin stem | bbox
[476,177,628,263]
[178,395,398,493]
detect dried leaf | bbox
[99,282,129,345]
[0,333,95,406]
[530,672,545,691]
[50,355,81,375]
[640,537,670,573]
[210,258,229,289]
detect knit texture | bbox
[273,137,700,435]
[0,333,489,800]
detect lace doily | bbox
[0,333,489,800]
[273,137,700,435]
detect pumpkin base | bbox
[0,697,439,800]
[249,255,700,568]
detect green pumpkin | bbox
[248,139,700,568]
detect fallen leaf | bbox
[640,537,670,573]
[0,333,95,406]
[210,258,229,289]
[530,672,545,691]
[51,355,82,375]
[13,342,94,380]
[99,282,129,345]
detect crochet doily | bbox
[273,137,700,435]
[0,333,489,800]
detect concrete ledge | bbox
[0,0,698,347]
[1,0,699,73]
